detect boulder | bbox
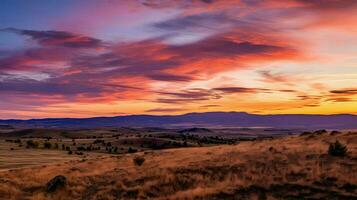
[46,175,66,192]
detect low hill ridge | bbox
[0,112,356,129]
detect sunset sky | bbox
[0,0,356,119]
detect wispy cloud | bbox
[1,28,103,48]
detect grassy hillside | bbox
[0,131,356,199]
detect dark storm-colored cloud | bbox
[0,33,296,107]
[200,0,214,3]
[156,98,209,104]
[140,0,214,8]
[278,89,297,93]
[169,39,285,58]
[0,77,103,95]
[146,72,195,82]
[1,28,102,48]
[213,87,270,93]
[155,86,286,104]
[0,16,298,108]
[159,89,219,99]
[70,48,182,77]
[0,47,76,72]
[330,88,357,94]
[68,35,291,82]
[296,95,322,101]
[303,103,320,107]
[200,104,220,108]
[326,88,357,102]
[295,0,357,10]
[155,89,219,104]
[326,97,355,102]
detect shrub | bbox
[183,141,188,147]
[26,140,39,148]
[133,156,145,166]
[328,140,347,157]
[128,147,137,153]
[77,146,86,151]
[93,139,104,144]
[44,142,52,149]
[68,150,73,155]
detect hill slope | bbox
[0,131,356,199]
[1,112,357,129]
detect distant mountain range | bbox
[0,112,356,129]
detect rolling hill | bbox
[1,112,356,129]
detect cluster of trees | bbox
[104,146,138,153]
[77,145,100,151]
[26,140,39,148]
[5,139,21,143]
[105,146,119,153]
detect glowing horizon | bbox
[0,0,356,119]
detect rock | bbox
[46,175,66,192]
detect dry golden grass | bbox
[0,131,356,199]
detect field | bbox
[0,127,285,170]
[0,127,356,199]
[0,141,84,171]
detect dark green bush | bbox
[328,140,347,157]
[133,156,145,166]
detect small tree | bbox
[328,140,347,157]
